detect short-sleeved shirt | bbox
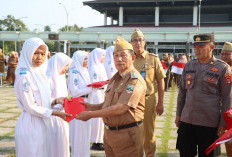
[177,56,232,127]
[102,66,147,126]
[133,51,166,96]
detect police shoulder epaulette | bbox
[19,68,28,75]
[131,72,138,79]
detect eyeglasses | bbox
[131,38,145,43]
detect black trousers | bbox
[176,122,218,157]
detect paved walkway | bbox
[0,84,226,157]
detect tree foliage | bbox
[44,25,51,32]
[0,15,28,31]
[59,24,83,32]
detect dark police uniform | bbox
[176,34,232,157]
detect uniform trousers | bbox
[144,93,156,157]
[104,123,144,157]
[225,142,232,157]
[176,121,218,157]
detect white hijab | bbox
[88,48,107,83]
[46,52,72,98]
[104,46,117,79]
[15,37,51,109]
[68,51,91,86]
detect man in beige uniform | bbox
[175,34,232,157]
[221,42,232,157]
[0,48,6,73]
[76,36,147,157]
[131,29,166,157]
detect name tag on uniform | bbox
[141,71,146,80]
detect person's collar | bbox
[136,51,147,58]
[119,66,134,79]
[196,55,215,65]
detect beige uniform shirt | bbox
[102,66,147,126]
[133,51,166,96]
[177,56,232,127]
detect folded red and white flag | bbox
[205,128,232,155]
[87,79,110,88]
[64,97,86,122]
[161,60,168,74]
[171,61,186,75]
[224,107,232,130]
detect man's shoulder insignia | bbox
[126,84,135,94]
[131,72,138,79]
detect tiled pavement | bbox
[0,84,226,157]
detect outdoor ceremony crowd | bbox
[0,29,232,157]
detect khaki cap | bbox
[131,29,144,40]
[222,42,232,51]
[114,36,133,52]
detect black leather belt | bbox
[80,94,88,98]
[104,121,142,130]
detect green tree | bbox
[59,24,83,32]
[44,25,51,32]
[0,15,28,31]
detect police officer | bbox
[175,34,232,157]
[130,29,166,157]
[76,36,147,157]
[221,41,232,157]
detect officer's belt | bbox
[104,121,142,130]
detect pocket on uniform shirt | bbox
[185,73,195,89]
[201,76,218,94]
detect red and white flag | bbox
[161,60,168,74]
[171,61,186,75]
[206,128,232,155]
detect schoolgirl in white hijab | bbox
[104,46,117,79]
[14,38,71,157]
[88,48,107,149]
[46,52,72,157]
[68,50,92,157]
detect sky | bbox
[1,0,109,31]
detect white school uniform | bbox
[14,38,53,157]
[68,51,92,157]
[46,53,72,157]
[88,48,107,143]
[104,46,117,79]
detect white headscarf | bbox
[46,52,72,98]
[15,37,51,109]
[68,51,91,86]
[104,46,117,79]
[88,48,107,83]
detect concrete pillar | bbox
[56,41,60,52]
[111,17,114,25]
[154,42,158,54]
[185,42,190,55]
[193,5,198,26]
[119,7,123,26]
[104,12,107,25]
[155,7,159,26]
[97,42,101,48]
[17,41,21,55]
[67,42,70,57]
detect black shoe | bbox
[91,143,104,151]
